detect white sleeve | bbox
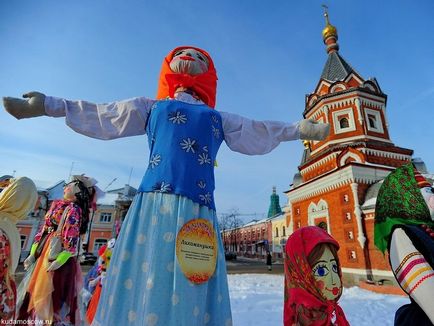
[44,96,155,140]
[390,228,434,324]
[220,111,301,155]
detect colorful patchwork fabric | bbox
[0,229,16,320]
[32,200,82,256]
[395,252,434,294]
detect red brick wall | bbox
[364,215,391,271]
[290,185,371,270]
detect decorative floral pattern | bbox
[212,125,220,139]
[199,193,212,205]
[197,180,206,189]
[0,230,15,321]
[153,182,172,193]
[180,138,197,153]
[149,154,162,169]
[198,153,211,165]
[33,200,82,255]
[168,111,187,124]
[211,114,219,124]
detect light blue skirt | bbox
[92,192,232,326]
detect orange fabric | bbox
[27,234,55,322]
[86,280,102,324]
[156,46,218,108]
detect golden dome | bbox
[322,24,337,40]
[321,5,338,41]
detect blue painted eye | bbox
[332,263,338,273]
[313,264,329,277]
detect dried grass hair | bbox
[73,180,95,235]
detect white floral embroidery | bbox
[212,125,220,138]
[197,180,206,189]
[153,182,172,193]
[168,111,187,124]
[202,146,208,152]
[199,193,212,205]
[149,154,161,168]
[212,115,219,124]
[198,153,211,165]
[180,138,197,153]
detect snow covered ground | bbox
[228,274,409,326]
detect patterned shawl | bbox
[374,163,433,253]
[284,226,349,325]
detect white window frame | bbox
[308,199,331,234]
[332,108,356,134]
[364,108,384,133]
[99,212,112,223]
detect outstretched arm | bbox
[390,228,434,324]
[221,111,329,155]
[3,92,156,140]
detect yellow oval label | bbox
[176,218,217,284]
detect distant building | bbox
[222,187,283,258]
[269,211,287,259]
[83,184,136,254]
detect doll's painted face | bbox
[420,186,434,220]
[311,246,342,300]
[170,48,209,75]
[63,181,80,202]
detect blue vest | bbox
[138,99,224,210]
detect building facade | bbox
[284,11,420,288]
[270,212,287,259]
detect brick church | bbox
[284,10,429,289]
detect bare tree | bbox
[219,209,243,252]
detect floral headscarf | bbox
[284,226,349,326]
[156,46,218,108]
[374,163,433,253]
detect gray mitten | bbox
[299,119,330,141]
[3,91,46,119]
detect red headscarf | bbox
[156,46,218,108]
[284,226,349,326]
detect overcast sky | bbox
[1,1,433,220]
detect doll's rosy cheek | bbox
[316,280,325,290]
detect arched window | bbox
[282,226,286,236]
[368,114,377,129]
[275,227,279,237]
[339,117,349,129]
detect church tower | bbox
[285,8,414,285]
[267,186,282,218]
